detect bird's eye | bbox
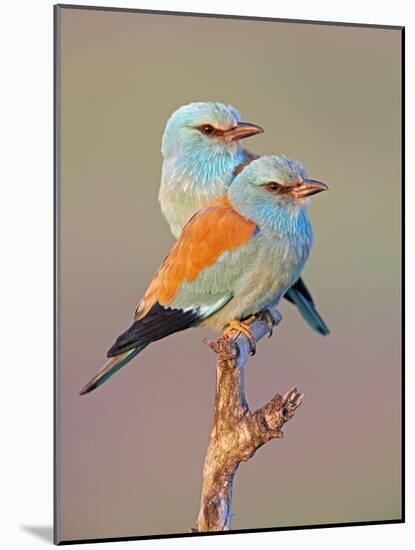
[200,124,215,135]
[266,182,282,192]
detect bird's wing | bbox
[136,195,256,319]
[107,197,257,357]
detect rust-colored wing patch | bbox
[135,196,256,319]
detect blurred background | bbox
[57,6,402,542]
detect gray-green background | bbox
[57,7,402,542]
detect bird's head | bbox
[228,155,328,229]
[161,102,264,160]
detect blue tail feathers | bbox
[79,346,145,395]
[285,287,329,336]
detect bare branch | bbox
[195,307,304,532]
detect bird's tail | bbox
[285,287,330,336]
[79,345,146,396]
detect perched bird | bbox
[159,101,329,336]
[80,155,328,395]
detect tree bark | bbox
[195,307,304,532]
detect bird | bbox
[158,101,329,336]
[80,155,328,395]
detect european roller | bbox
[80,155,328,395]
[159,101,329,336]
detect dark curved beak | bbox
[292,179,329,198]
[223,122,264,142]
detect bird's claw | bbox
[256,309,277,338]
[224,319,257,355]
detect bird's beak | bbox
[292,179,329,198]
[223,122,264,142]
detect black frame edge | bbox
[55,3,404,31]
[58,519,404,546]
[53,3,62,546]
[400,25,405,524]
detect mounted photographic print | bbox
[54,4,404,545]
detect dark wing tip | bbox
[291,277,315,305]
[107,302,201,358]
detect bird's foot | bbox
[224,319,256,355]
[255,309,279,338]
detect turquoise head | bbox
[228,155,328,235]
[161,102,263,180]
